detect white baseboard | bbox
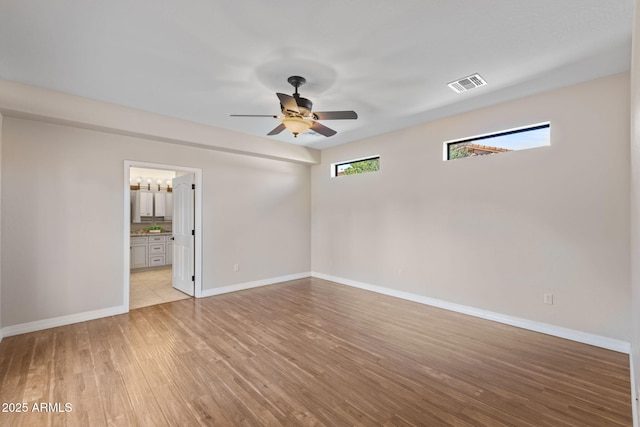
[2,272,630,356]
[631,352,639,427]
[1,273,311,338]
[200,272,311,298]
[2,305,128,338]
[312,272,631,354]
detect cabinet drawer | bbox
[149,255,165,266]
[149,243,165,255]
[130,236,147,245]
[148,235,166,243]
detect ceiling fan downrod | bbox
[287,75,306,96]
[287,76,313,116]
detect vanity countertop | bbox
[131,231,172,237]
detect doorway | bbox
[123,161,203,310]
[130,268,188,309]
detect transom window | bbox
[332,156,380,177]
[445,123,550,161]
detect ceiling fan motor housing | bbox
[294,95,313,117]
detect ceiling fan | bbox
[231,76,358,138]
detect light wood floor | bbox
[130,267,191,309]
[0,278,632,426]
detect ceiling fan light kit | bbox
[231,75,358,138]
[282,116,313,137]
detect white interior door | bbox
[172,174,195,296]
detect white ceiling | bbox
[0,1,633,150]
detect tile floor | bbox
[130,267,191,309]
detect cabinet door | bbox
[140,191,154,216]
[155,192,166,217]
[166,240,173,265]
[130,244,148,269]
[164,193,173,220]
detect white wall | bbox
[1,116,310,328]
[312,72,630,341]
[0,113,3,339]
[630,0,640,415]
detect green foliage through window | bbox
[334,157,380,176]
[449,144,473,159]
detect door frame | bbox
[123,160,203,310]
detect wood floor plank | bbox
[0,277,632,426]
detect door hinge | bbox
[192,275,195,282]
[191,229,195,236]
[191,184,195,190]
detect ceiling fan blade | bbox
[230,114,278,117]
[277,93,299,114]
[310,121,337,137]
[267,123,286,135]
[312,111,358,120]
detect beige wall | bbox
[312,72,631,341]
[1,117,310,327]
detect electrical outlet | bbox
[234,263,239,272]
[544,293,554,305]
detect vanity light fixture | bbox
[131,175,175,192]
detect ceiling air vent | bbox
[447,73,487,93]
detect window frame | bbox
[444,122,550,161]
